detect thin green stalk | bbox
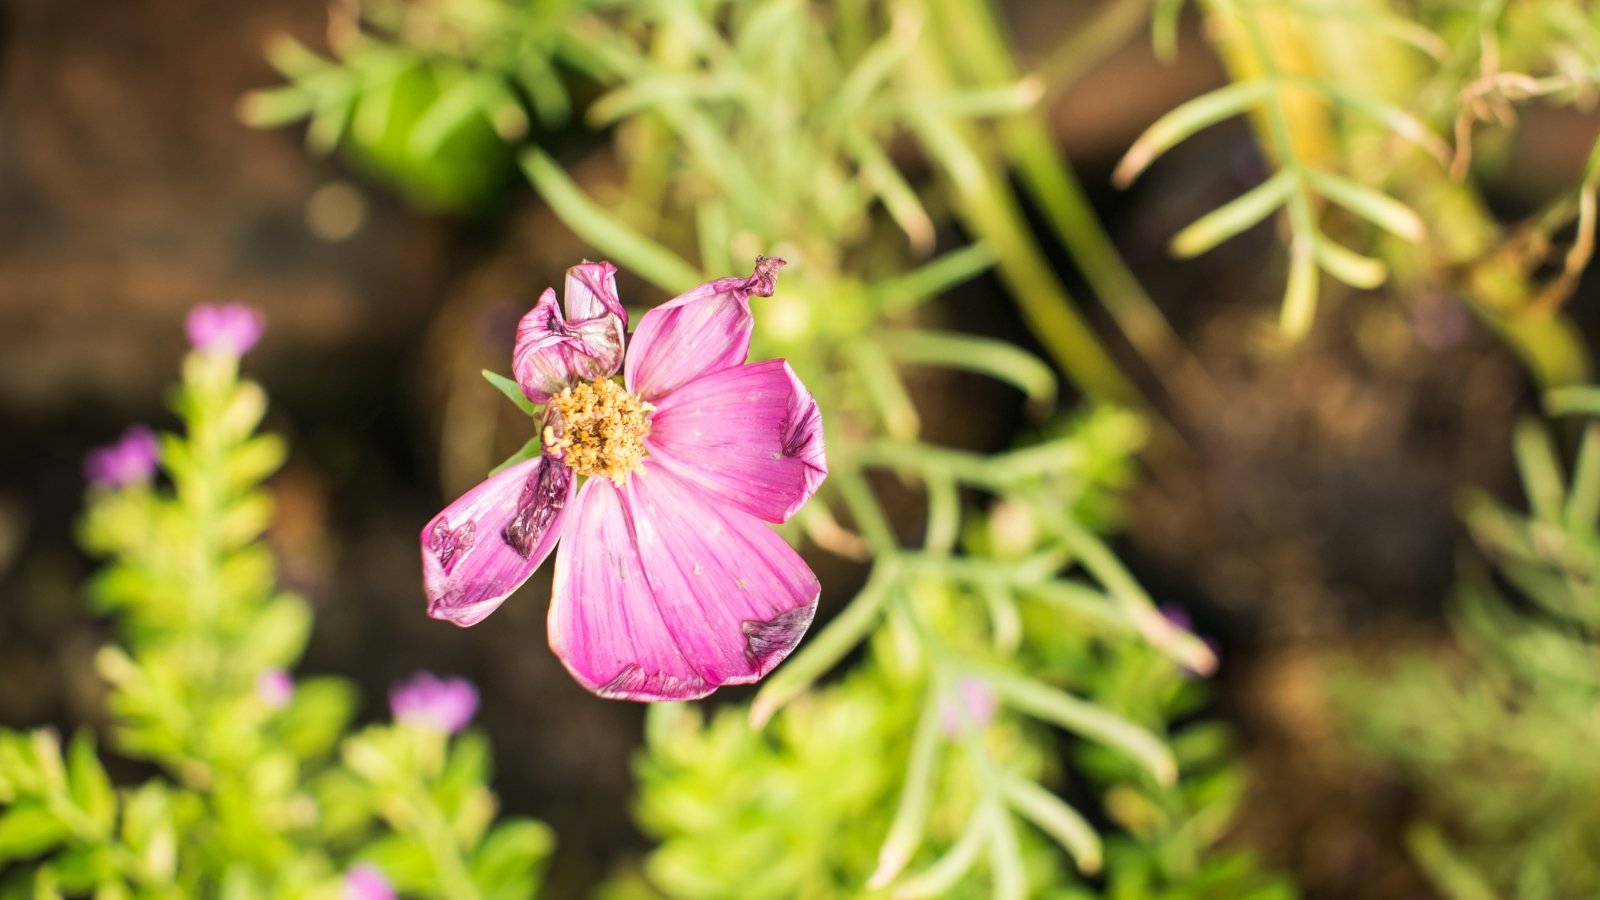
[905,101,1142,405]
[933,0,1193,375]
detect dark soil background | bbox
[3,0,1594,896]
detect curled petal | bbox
[422,455,576,626]
[625,256,786,402]
[647,359,827,523]
[548,464,819,701]
[563,260,627,324]
[512,283,627,405]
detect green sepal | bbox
[488,437,544,476]
[481,370,540,418]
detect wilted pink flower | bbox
[186,302,265,355]
[84,425,160,487]
[390,671,478,733]
[342,863,395,900]
[421,258,827,702]
[940,678,998,737]
[258,669,294,709]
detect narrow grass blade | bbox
[1114,81,1267,187]
[1170,169,1294,258]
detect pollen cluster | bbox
[543,379,655,485]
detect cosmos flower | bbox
[84,425,160,487]
[186,302,266,355]
[342,863,395,900]
[390,671,479,733]
[421,258,827,702]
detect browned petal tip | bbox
[747,255,787,297]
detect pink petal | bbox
[548,462,819,701]
[624,257,786,402]
[548,478,705,700]
[563,260,627,324]
[422,456,576,626]
[647,359,827,523]
[512,285,627,405]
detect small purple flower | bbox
[258,669,294,709]
[421,258,828,702]
[342,863,395,900]
[940,678,998,737]
[186,302,265,355]
[390,672,478,733]
[1158,603,1192,633]
[1160,603,1219,677]
[84,425,160,487]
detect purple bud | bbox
[939,677,998,738]
[84,425,160,487]
[342,864,395,900]
[258,669,294,709]
[186,303,265,355]
[389,672,478,733]
[1158,603,1192,633]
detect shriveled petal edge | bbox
[421,456,576,627]
[563,260,627,326]
[623,257,787,403]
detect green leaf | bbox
[481,370,539,418]
[1314,237,1388,290]
[488,436,543,477]
[1170,170,1294,258]
[1302,167,1425,241]
[408,70,492,159]
[0,803,72,863]
[880,331,1056,408]
[874,243,998,315]
[1545,385,1600,418]
[519,147,703,295]
[470,819,554,900]
[867,689,943,889]
[993,769,1101,874]
[1114,81,1268,187]
[243,594,314,669]
[275,677,359,760]
[225,435,288,491]
[1513,417,1565,523]
[1280,235,1319,340]
[893,802,994,898]
[1566,422,1600,528]
[66,734,115,837]
[981,669,1176,786]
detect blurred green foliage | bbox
[605,411,1292,900]
[246,0,1310,895]
[1132,0,1600,380]
[0,345,549,898]
[1335,409,1600,900]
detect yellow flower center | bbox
[543,379,654,485]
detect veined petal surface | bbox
[548,463,820,700]
[647,359,827,523]
[548,478,706,700]
[624,257,785,402]
[628,462,818,688]
[422,456,575,627]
